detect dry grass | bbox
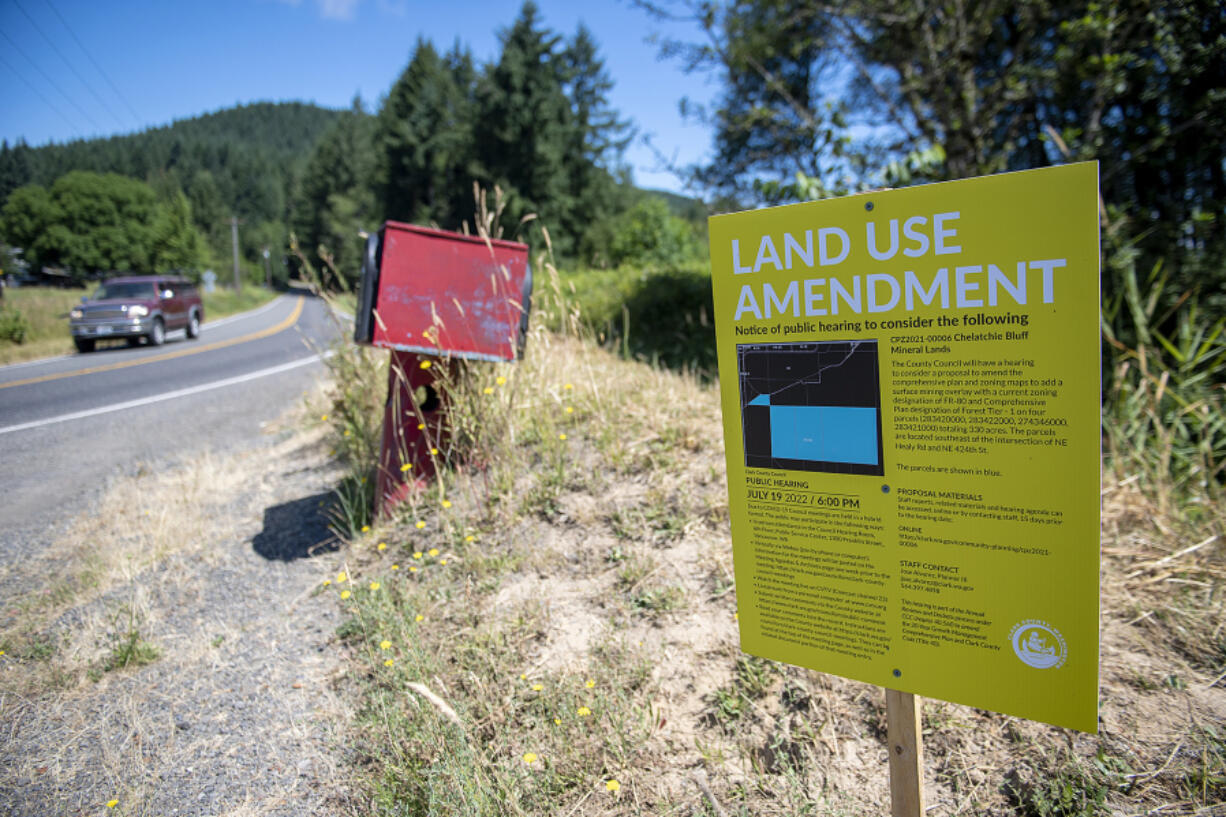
[332,297,1225,815]
[0,390,355,816]
[0,286,87,363]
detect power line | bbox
[41,0,142,129]
[0,27,102,134]
[13,0,126,130]
[0,51,83,138]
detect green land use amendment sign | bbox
[708,163,1101,732]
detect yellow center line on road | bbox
[0,296,306,392]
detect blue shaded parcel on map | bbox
[737,340,884,476]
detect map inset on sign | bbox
[737,340,884,476]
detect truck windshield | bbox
[93,282,157,300]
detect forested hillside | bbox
[0,101,345,283]
[0,2,707,288]
[0,101,341,203]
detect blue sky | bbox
[0,0,718,194]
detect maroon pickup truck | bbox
[69,275,203,353]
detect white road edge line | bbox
[0,352,330,436]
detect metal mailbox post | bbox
[354,220,532,514]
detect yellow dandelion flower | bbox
[428,548,439,557]
[0,650,5,656]
[409,566,418,573]
[734,611,739,620]
[520,673,527,680]
[605,779,621,792]
[577,706,591,716]
[417,422,425,430]
[343,429,351,437]
[415,614,424,622]
[531,683,543,691]
[430,447,438,456]
[107,800,119,809]
[420,360,432,369]
[441,499,452,509]
[554,717,561,725]
[439,559,448,565]
[465,535,475,543]
[377,542,387,551]
[337,572,347,583]
[558,433,567,441]
[369,581,381,591]
[565,406,574,414]
[400,462,413,472]
[361,525,370,533]
[391,564,400,570]
[585,679,595,688]
[380,640,392,650]
[496,376,506,385]
[340,590,351,600]
[415,521,426,530]
[384,658,394,667]
[413,551,423,559]
[322,579,331,586]
[563,383,573,390]
[522,752,538,765]
[483,386,494,394]
[321,414,329,421]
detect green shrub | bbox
[1102,259,1225,508]
[0,306,30,344]
[549,264,716,377]
[606,197,703,268]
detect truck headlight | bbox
[127,305,149,317]
[70,308,83,319]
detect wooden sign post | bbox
[886,690,924,816]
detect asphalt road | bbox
[0,291,344,572]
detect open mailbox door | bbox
[354,220,532,362]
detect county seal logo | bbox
[1009,619,1067,669]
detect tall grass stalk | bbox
[1103,260,1225,514]
[291,233,385,536]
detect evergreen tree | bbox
[377,40,477,229]
[562,24,634,262]
[0,140,35,204]
[474,1,576,251]
[296,97,378,283]
[149,191,206,275]
[187,169,227,256]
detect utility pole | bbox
[230,216,241,290]
[263,247,271,290]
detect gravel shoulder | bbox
[0,407,357,816]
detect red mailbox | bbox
[354,221,532,513]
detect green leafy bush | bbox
[606,197,703,268]
[549,264,716,377]
[0,306,30,344]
